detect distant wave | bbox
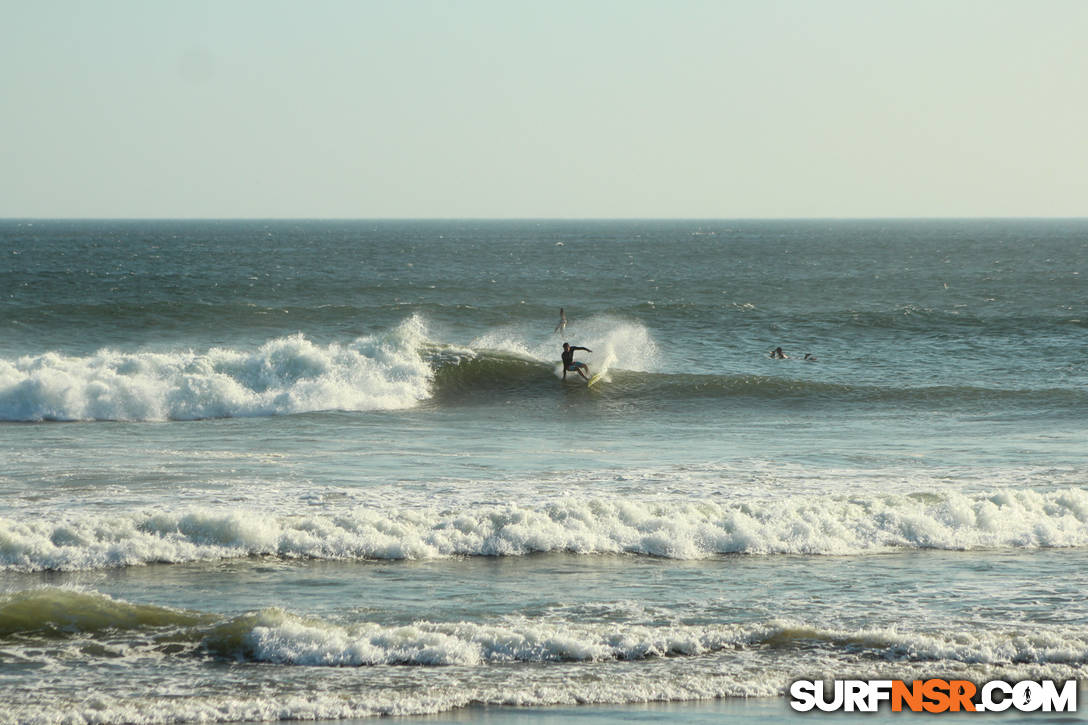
[3,488,1088,572]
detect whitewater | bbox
[1,219,1085,724]
[4,487,1088,572]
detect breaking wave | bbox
[4,312,1082,422]
[0,319,435,422]
[2,587,1086,723]
[0,315,661,421]
[5,587,1086,668]
[3,488,1088,572]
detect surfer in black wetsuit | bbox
[561,342,592,381]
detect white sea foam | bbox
[235,609,762,666]
[0,680,776,725]
[0,317,433,421]
[226,610,1088,671]
[470,314,660,374]
[3,488,1088,572]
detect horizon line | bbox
[3,215,1087,223]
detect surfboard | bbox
[586,352,615,387]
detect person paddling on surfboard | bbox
[561,342,592,381]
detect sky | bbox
[2,0,1086,219]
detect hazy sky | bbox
[2,0,1086,218]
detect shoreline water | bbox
[307,696,1088,724]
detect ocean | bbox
[1,219,1086,723]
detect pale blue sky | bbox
[2,0,1086,218]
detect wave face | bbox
[0,588,210,637]
[3,488,1087,572]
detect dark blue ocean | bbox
[1,219,1086,723]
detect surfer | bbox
[561,342,591,381]
[553,308,567,334]
[770,347,788,359]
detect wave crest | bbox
[0,588,207,637]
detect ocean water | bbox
[0,219,1086,723]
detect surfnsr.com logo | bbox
[790,679,1078,713]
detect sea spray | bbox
[469,314,660,376]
